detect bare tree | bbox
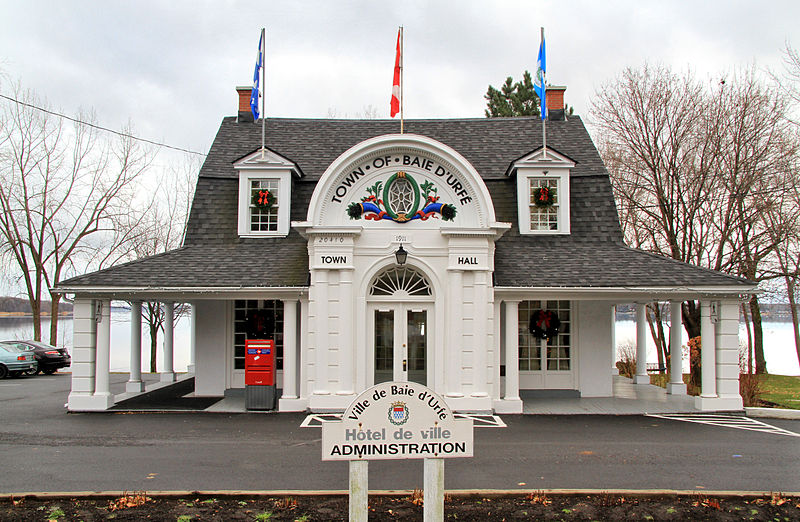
[326,105,380,119]
[0,83,150,345]
[771,42,800,368]
[590,64,798,374]
[114,156,198,371]
[762,166,800,368]
[590,64,713,364]
[776,42,800,124]
[709,70,798,373]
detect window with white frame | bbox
[528,177,560,231]
[518,300,571,371]
[249,178,280,232]
[516,170,570,235]
[237,169,292,237]
[233,299,283,370]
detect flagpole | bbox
[260,27,266,159]
[541,27,546,159]
[400,25,404,135]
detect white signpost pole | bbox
[424,457,445,520]
[322,382,473,522]
[349,460,368,521]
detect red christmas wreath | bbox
[252,189,275,209]
[529,309,561,340]
[533,186,556,207]
[246,310,275,339]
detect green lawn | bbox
[759,374,800,410]
[646,372,800,409]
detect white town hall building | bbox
[55,87,755,413]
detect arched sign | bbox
[308,134,497,229]
[321,381,473,461]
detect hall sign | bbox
[321,382,473,461]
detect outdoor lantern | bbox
[395,244,408,265]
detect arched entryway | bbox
[367,265,434,386]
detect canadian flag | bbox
[390,28,401,118]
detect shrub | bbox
[616,341,636,378]
[687,336,702,391]
[739,372,763,407]
[738,344,763,406]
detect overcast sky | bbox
[1,1,800,158]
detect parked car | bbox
[0,342,37,379]
[0,340,70,375]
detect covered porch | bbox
[100,374,705,415]
[64,294,748,415]
[521,375,701,414]
[63,291,307,413]
[494,291,748,415]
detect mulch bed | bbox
[2,492,799,520]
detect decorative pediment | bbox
[303,134,500,229]
[506,147,576,176]
[234,148,302,177]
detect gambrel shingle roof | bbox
[57,116,753,291]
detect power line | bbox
[0,93,207,157]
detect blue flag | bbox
[250,31,263,120]
[534,36,546,121]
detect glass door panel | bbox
[406,310,427,385]
[374,310,394,384]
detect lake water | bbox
[1,312,798,376]
[0,309,192,372]
[615,320,800,376]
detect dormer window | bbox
[235,149,300,238]
[528,176,560,231]
[510,148,575,235]
[249,178,281,232]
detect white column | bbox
[126,301,145,392]
[446,270,463,397]
[633,303,650,384]
[716,300,742,404]
[281,299,299,400]
[610,305,619,375]
[68,298,98,410]
[700,301,717,398]
[161,301,175,382]
[667,300,687,395]
[501,300,522,412]
[338,270,354,395]
[471,271,488,398]
[188,302,197,374]
[492,299,502,400]
[94,299,113,407]
[314,270,330,395]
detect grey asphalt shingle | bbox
[58,116,753,291]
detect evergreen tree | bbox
[484,71,541,117]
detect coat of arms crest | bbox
[388,401,409,425]
[347,172,457,223]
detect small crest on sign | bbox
[388,401,409,425]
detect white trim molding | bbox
[511,148,575,236]
[234,149,300,238]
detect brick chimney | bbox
[236,86,255,122]
[545,85,567,121]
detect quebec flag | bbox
[250,31,263,120]
[534,36,546,121]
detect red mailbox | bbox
[245,339,274,386]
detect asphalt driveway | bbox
[1,373,798,494]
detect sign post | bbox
[322,382,473,521]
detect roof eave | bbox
[494,285,758,301]
[52,286,310,301]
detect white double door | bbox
[369,303,431,386]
